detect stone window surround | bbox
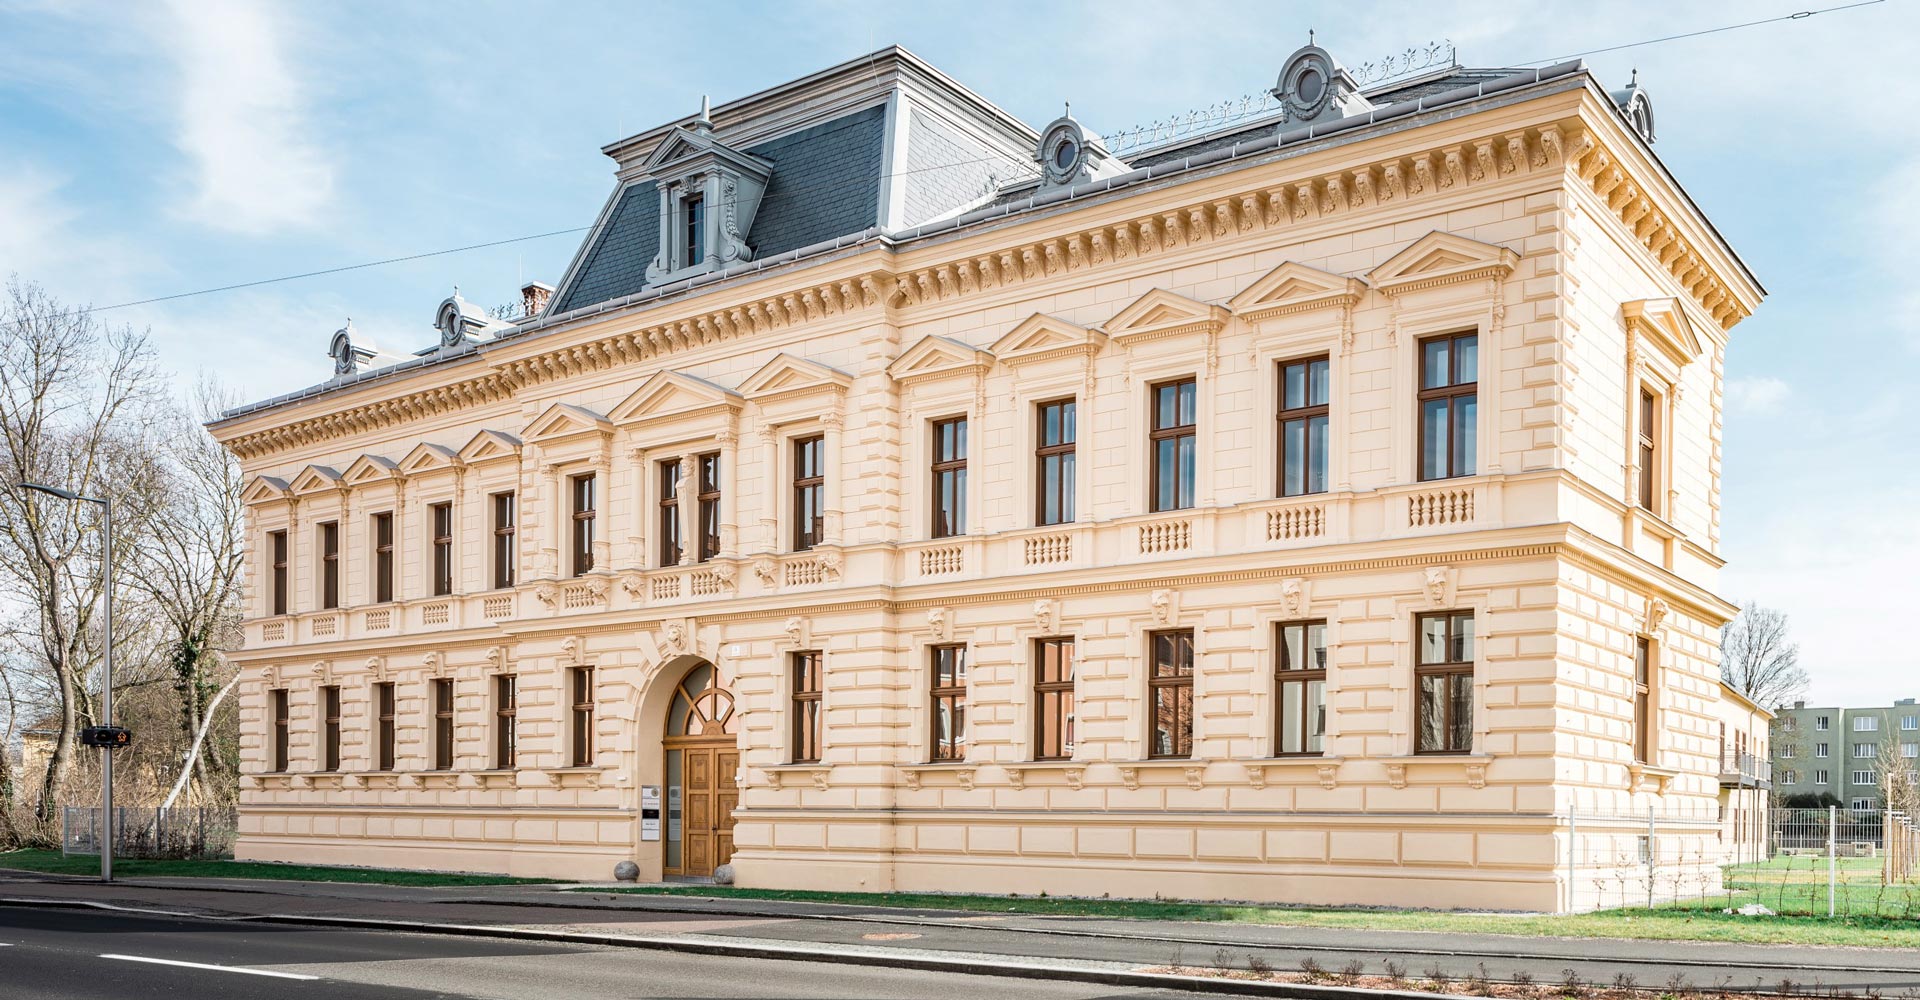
[900,381,980,544]
[1389,300,1499,485]
[1251,592,1345,760]
[1389,589,1491,758]
[1247,312,1350,496]
[1125,356,1210,516]
[904,629,978,765]
[1005,367,1091,531]
[764,417,841,554]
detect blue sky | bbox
[1,0,1912,705]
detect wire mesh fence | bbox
[62,806,237,860]
[1569,805,1920,917]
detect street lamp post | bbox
[20,482,114,882]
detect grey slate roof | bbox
[553,105,886,315]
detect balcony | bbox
[1720,749,1772,788]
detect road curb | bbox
[0,896,1439,999]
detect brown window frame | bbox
[570,666,595,767]
[570,473,597,576]
[929,644,968,761]
[321,684,341,772]
[792,435,825,552]
[790,650,823,763]
[696,452,722,562]
[929,416,968,539]
[1148,629,1196,759]
[270,688,289,772]
[491,491,516,589]
[1033,637,1076,761]
[1034,398,1077,526]
[432,678,455,771]
[318,521,340,610]
[374,681,396,772]
[268,530,288,616]
[1637,388,1659,511]
[494,674,517,769]
[1276,355,1331,498]
[371,511,395,603]
[1417,331,1478,482]
[1148,377,1197,513]
[658,459,683,567]
[430,501,454,597]
[1275,620,1328,756]
[1635,635,1653,763]
[1415,611,1476,754]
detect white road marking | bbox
[98,953,319,980]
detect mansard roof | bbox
[213,45,1762,451]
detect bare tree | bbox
[1877,739,1918,817]
[0,277,165,827]
[1720,602,1808,712]
[126,378,245,807]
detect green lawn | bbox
[584,884,1920,948]
[0,850,560,887]
[1666,853,1920,920]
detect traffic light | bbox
[79,726,132,749]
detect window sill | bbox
[1373,754,1494,789]
[898,760,980,791]
[1109,758,1212,790]
[762,763,831,790]
[1236,755,1345,790]
[1628,762,1679,793]
[997,760,1095,791]
[542,766,606,789]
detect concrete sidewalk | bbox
[4,869,1919,992]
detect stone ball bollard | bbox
[613,860,640,882]
[712,863,736,886]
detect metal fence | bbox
[1567,805,1920,917]
[62,807,237,860]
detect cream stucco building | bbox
[210,43,1762,912]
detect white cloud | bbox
[162,0,333,234]
[1725,375,1790,414]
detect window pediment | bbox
[642,116,774,283]
[989,313,1107,367]
[242,475,290,506]
[1369,231,1518,296]
[342,454,402,487]
[738,353,853,404]
[399,443,464,477]
[887,335,992,386]
[1622,297,1701,368]
[1229,262,1368,323]
[1103,288,1230,345]
[609,369,743,428]
[288,465,344,496]
[458,429,523,465]
[522,403,614,446]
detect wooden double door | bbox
[665,737,738,877]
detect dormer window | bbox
[683,193,705,267]
[642,103,772,285]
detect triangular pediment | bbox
[1228,262,1369,322]
[522,402,613,444]
[457,429,523,465]
[398,443,463,476]
[886,336,992,385]
[1623,297,1703,368]
[641,126,773,180]
[241,475,290,505]
[645,131,710,170]
[1369,231,1518,295]
[989,313,1107,367]
[1102,288,1230,344]
[609,370,743,426]
[342,454,402,486]
[737,353,853,401]
[288,465,344,496]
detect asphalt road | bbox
[0,906,1195,1000]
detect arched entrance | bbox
[662,660,738,878]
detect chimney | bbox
[522,281,554,318]
[1794,700,1805,709]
